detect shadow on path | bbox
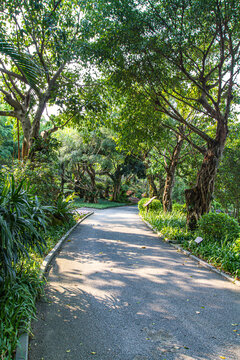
[29,207,240,360]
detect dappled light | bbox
[29,207,240,360]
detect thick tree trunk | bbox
[185,138,226,230]
[162,172,174,212]
[163,137,184,212]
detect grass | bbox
[140,207,240,279]
[0,214,79,360]
[73,198,129,209]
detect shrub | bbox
[172,202,186,213]
[0,264,44,360]
[138,198,162,213]
[50,194,76,225]
[149,199,162,212]
[0,174,50,281]
[9,159,60,205]
[138,197,150,212]
[198,212,240,242]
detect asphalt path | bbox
[29,206,240,360]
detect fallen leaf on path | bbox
[91,352,96,355]
[66,349,71,353]
[141,246,146,249]
[219,357,226,359]
[99,252,103,254]
[67,240,71,242]
[232,323,238,326]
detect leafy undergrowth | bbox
[182,238,240,279]
[140,207,240,280]
[73,198,128,209]
[0,216,78,360]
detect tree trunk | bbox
[158,175,165,200]
[147,174,158,198]
[18,113,31,158]
[104,184,110,199]
[87,165,98,203]
[162,171,174,212]
[185,139,226,230]
[112,174,122,202]
[60,162,65,193]
[163,136,184,212]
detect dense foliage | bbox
[139,199,240,279]
[198,213,240,243]
[0,0,240,356]
[0,167,78,359]
[0,175,49,281]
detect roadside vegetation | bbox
[0,173,79,360]
[0,0,240,358]
[139,199,240,279]
[73,199,129,209]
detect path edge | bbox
[15,211,94,360]
[140,215,240,288]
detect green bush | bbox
[50,194,76,225]
[0,175,51,281]
[9,159,60,205]
[172,202,186,213]
[198,212,240,242]
[138,198,162,213]
[149,199,162,212]
[138,197,150,212]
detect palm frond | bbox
[0,34,43,87]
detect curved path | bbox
[29,206,240,360]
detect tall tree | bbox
[87,0,240,229]
[0,0,88,157]
[102,84,188,211]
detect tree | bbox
[0,116,17,164]
[214,124,240,217]
[86,0,240,229]
[0,0,88,157]
[57,128,104,203]
[101,83,188,210]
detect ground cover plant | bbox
[139,199,240,279]
[73,198,128,209]
[0,174,80,360]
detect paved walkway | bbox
[29,206,240,360]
